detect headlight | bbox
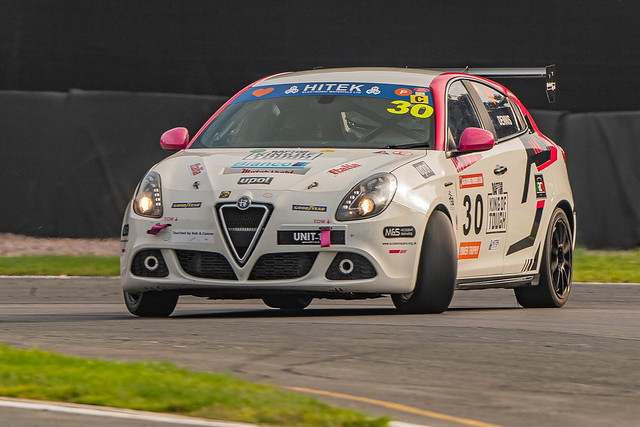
[133,171,163,218]
[336,173,397,221]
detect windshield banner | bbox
[232,82,432,105]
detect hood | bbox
[154,148,425,192]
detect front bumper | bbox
[120,201,426,296]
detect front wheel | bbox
[392,210,457,314]
[123,291,178,317]
[515,207,573,308]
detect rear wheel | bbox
[392,210,457,314]
[515,207,573,308]
[262,295,312,311]
[123,291,178,317]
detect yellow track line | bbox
[285,386,503,427]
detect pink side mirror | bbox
[457,127,495,152]
[160,127,190,151]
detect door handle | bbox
[493,165,508,175]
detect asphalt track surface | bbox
[1,278,639,427]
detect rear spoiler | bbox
[436,64,556,103]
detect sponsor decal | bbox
[121,224,129,237]
[366,86,381,95]
[459,173,484,189]
[232,160,310,169]
[458,242,481,259]
[227,161,310,175]
[313,219,331,224]
[496,115,513,126]
[535,174,547,198]
[292,204,328,212]
[170,229,214,243]
[163,216,179,222]
[389,249,408,254]
[489,239,500,251]
[383,226,416,238]
[394,88,412,96]
[219,191,231,198]
[319,149,335,153]
[452,154,483,172]
[277,230,345,245]
[413,161,435,179]
[171,202,202,208]
[188,163,204,176]
[374,150,414,156]
[487,182,508,233]
[227,168,309,175]
[303,83,366,94]
[448,191,455,209]
[329,163,361,175]
[382,241,417,246]
[238,176,273,185]
[252,87,274,97]
[410,94,430,104]
[243,150,321,160]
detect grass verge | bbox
[0,255,119,276]
[0,345,388,427]
[573,246,640,283]
[1,247,639,283]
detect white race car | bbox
[120,67,575,317]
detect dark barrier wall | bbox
[0,90,226,239]
[1,91,639,248]
[1,0,640,113]
[531,111,640,249]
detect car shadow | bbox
[171,305,521,319]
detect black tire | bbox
[123,290,178,317]
[392,210,457,314]
[515,208,573,308]
[262,295,312,311]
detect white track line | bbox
[0,398,429,427]
[0,398,255,426]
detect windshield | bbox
[190,82,434,150]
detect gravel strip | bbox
[0,233,120,257]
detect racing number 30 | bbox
[463,194,483,235]
[387,101,434,118]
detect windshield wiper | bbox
[384,142,430,149]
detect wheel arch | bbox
[432,203,453,223]
[556,199,576,246]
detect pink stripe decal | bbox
[320,228,331,247]
[147,224,171,235]
[536,200,545,209]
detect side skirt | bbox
[456,274,539,290]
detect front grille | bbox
[249,252,318,280]
[218,203,271,265]
[325,252,377,280]
[131,250,169,277]
[176,250,237,280]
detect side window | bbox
[469,82,523,140]
[447,81,482,148]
